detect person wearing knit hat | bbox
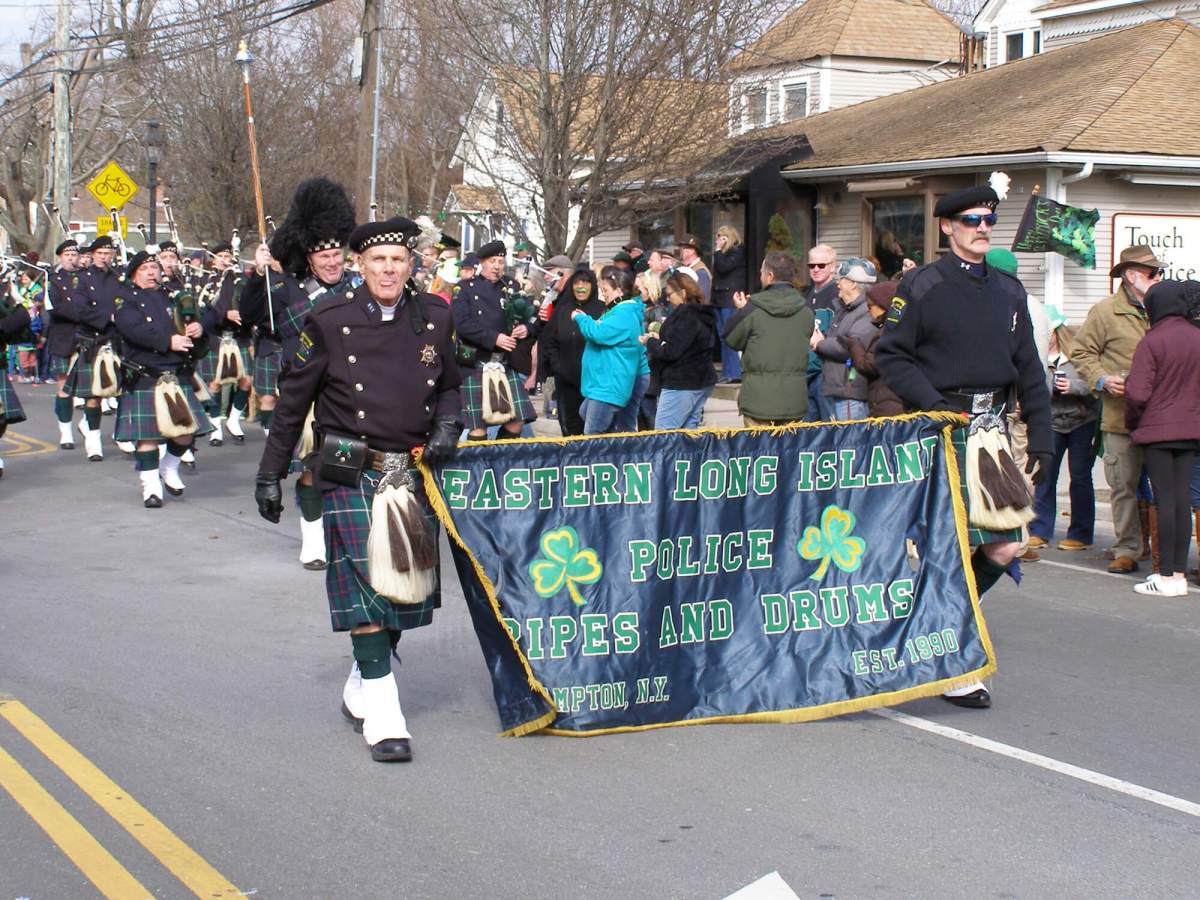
[254,214,463,763]
[813,258,877,421]
[877,177,1051,710]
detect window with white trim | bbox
[744,87,767,131]
[780,80,809,123]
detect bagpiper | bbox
[241,176,358,569]
[254,216,462,762]
[45,239,83,449]
[876,184,1051,709]
[112,251,213,507]
[195,242,252,446]
[54,235,124,462]
[0,288,33,477]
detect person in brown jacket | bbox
[1070,244,1161,574]
[844,280,903,417]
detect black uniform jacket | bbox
[46,267,83,357]
[875,252,1051,455]
[0,301,32,355]
[258,284,462,479]
[205,268,251,343]
[114,284,209,373]
[452,274,543,377]
[54,264,121,341]
[242,269,356,358]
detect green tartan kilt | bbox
[252,347,282,397]
[64,351,121,399]
[50,355,72,377]
[322,468,440,633]
[949,418,1025,547]
[113,375,215,442]
[460,366,536,432]
[195,338,251,385]
[1,372,27,423]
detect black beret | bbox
[125,250,156,280]
[934,186,999,218]
[55,240,79,256]
[158,240,179,254]
[461,253,480,269]
[436,232,462,251]
[89,235,114,251]
[210,242,233,255]
[348,216,421,254]
[475,239,506,260]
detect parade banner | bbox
[1011,194,1100,268]
[423,414,995,736]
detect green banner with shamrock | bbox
[424,414,996,736]
[1011,194,1100,268]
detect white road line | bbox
[723,871,801,900]
[872,708,1200,818]
[1036,557,1199,592]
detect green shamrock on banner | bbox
[797,504,868,581]
[528,526,603,606]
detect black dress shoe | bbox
[144,495,163,508]
[303,559,327,571]
[370,738,412,762]
[181,459,196,470]
[60,442,75,450]
[164,483,184,497]
[232,434,245,444]
[209,438,224,447]
[943,688,991,709]
[340,701,364,734]
[88,454,103,462]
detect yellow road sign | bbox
[95,215,128,240]
[85,161,139,211]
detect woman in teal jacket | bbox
[573,266,650,434]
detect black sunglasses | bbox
[954,213,998,227]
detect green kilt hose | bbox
[950,411,1025,547]
[252,346,282,397]
[459,367,536,432]
[114,372,214,442]
[195,338,252,385]
[49,355,72,377]
[323,467,440,633]
[1,371,27,423]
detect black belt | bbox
[940,388,1007,415]
[365,448,415,473]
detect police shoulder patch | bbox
[884,296,906,327]
[294,329,314,369]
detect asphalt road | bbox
[2,380,1199,899]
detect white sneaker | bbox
[299,516,327,569]
[1134,574,1187,597]
[83,429,103,461]
[159,453,186,496]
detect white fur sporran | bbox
[296,404,317,459]
[366,467,438,605]
[964,412,1035,531]
[153,372,198,439]
[481,361,515,425]
[91,344,123,398]
[215,335,245,385]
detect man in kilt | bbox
[242,176,359,569]
[195,243,252,446]
[114,251,213,507]
[452,240,538,440]
[53,235,124,462]
[254,216,462,763]
[46,239,84,449]
[0,291,33,477]
[877,184,1051,709]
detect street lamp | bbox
[145,120,163,243]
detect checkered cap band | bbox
[307,238,344,253]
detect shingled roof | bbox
[731,0,964,71]
[781,18,1200,171]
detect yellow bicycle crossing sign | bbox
[85,161,139,211]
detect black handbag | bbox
[318,430,368,487]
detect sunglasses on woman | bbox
[953,213,998,227]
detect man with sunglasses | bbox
[877,184,1051,710]
[1070,244,1163,575]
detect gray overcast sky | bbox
[0,4,52,66]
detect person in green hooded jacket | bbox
[724,251,815,425]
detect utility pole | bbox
[51,0,71,245]
[355,0,380,221]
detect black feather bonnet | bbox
[269,177,355,278]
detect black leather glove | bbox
[255,473,283,523]
[422,417,462,465]
[1024,450,1054,486]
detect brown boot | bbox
[1148,504,1160,574]
[1138,500,1153,560]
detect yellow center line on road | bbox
[0,430,58,458]
[0,698,242,898]
[0,743,152,899]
